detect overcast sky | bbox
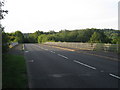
[1,0,119,33]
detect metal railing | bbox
[45,42,119,53]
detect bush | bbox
[2,31,9,53]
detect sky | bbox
[1,0,120,33]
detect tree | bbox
[112,32,120,44]
[0,0,8,20]
[14,31,24,43]
[89,31,108,43]
[48,30,56,34]
[1,0,9,53]
[89,32,102,43]
[38,34,48,43]
[2,30,9,53]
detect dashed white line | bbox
[57,54,68,59]
[109,73,120,79]
[73,60,96,70]
[50,51,55,53]
[28,60,34,63]
[25,51,29,53]
[100,70,104,72]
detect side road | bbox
[44,44,119,61]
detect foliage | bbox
[2,28,120,45]
[2,30,9,53]
[38,34,48,43]
[89,32,107,43]
[23,30,43,43]
[1,0,9,53]
[14,31,24,43]
[0,0,8,20]
[36,29,120,44]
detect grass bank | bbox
[2,54,28,88]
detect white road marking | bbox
[51,74,63,78]
[73,60,96,70]
[50,51,55,53]
[28,60,34,62]
[100,70,104,72]
[33,44,45,50]
[25,50,28,52]
[44,49,48,50]
[58,54,68,59]
[22,44,24,50]
[33,44,49,51]
[109,73,120,79]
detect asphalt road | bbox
[24,44,119,88]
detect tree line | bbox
[2,28,120,53]
[5,28,120,43]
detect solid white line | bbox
[73,60,96,70]
[109,73,120,79]
[58,54,68,59]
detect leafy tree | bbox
[38,34,48,43]
[23,31,43,43]
[89,32,103,43]
[48,30,56,34]
[111,31,120,44]
[76,30,87,42]
[1,0,9,53]
[33,30,43,42]
[67,31,78,42]
[0,0,8,20]
[46,34,55,41]
[14,31,24,43]
[2,30,9,53]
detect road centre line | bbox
[109,73,120,79]
[73,60,96,70]
[57,54,68,59]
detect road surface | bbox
[24,44,119,88]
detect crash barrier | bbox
[45,42,120,53]
[9,42,18,48]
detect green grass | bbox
[2,54,28,88]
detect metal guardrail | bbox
[45,42,119,53]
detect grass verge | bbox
[2,54,28,88]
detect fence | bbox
[45,42,119,53]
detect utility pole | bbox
[118,1,120,30]
[118,1,120,53]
